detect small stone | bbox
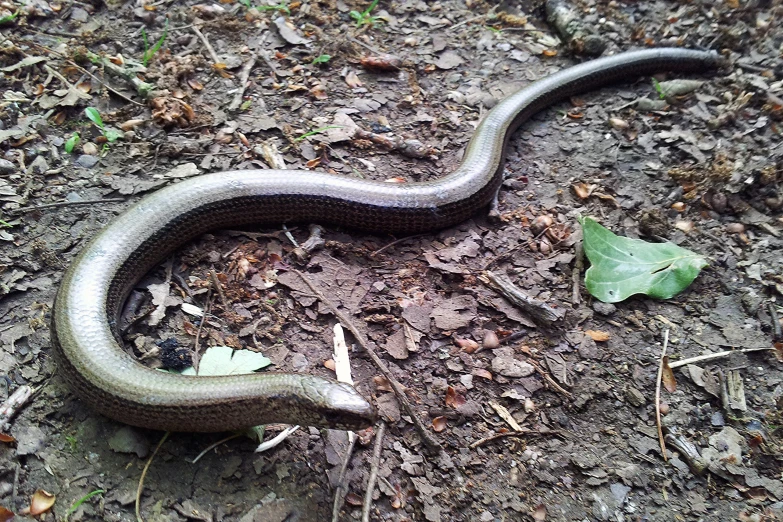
[624,386,646,407]
[74,154,100,168]
[593,302,616,316]
[108,426,150,458]
[0,158,16,174]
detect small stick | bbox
[571,240,583,305]
[469,429,561,449]
[0,385,33,430]
[331,434,358,522]
[655,329,669,462]
[192,284,212,371]
[667,346,773,369]
[136,431,170,522]
[192,25,220,64]
[228,53,258,111]
[208,269,228,311]
[769,302,782,341]
[361,421,386,522]
[190,433,242,464]
[9,198,126,215]
[527,359,572,399]
[294,270,442,453]
[371,233,426,256]
[480,270,565,324]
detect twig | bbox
[371,233,427,256]
[480,270,566,324]
[331,434,358,522]
[572,240,583,305]
[190,433,242,463]
[192,283,212,372]
[192,25,220,64]
[76,49,154,98]
[208,269,228,311]
[9,198,126,215]
[255,425,300,453]
[361,421,386,522]
[656,329,669,462]
[228,53,258,111]
[769,302,782,341]
[469,429,562,449]
[667,345,773,369]
[0,385,33,430]
[527,359,573,399]
[293,269,442,453]
[257,50,279,80]
[136,431,170,522]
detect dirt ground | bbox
[1,0,782,520]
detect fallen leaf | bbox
[373,375,393,392]
[323,359,336,371]
[344,70,363,88]
[345,492,363,506]
[0,506,13,522]
[572,182,593,199]
[444,386,466,408]
[29,489,55,516]
[532,503,547,521]
[472,369,492,380]
[661,356,677,393]
[585,330,610,342]
[181,346,271,376]
[432,416,447,432]
[0,433,15,443]
[581,216,707,303]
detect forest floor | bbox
[0,0,782,521]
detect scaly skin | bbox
[51,48,722,432]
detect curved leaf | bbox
[580,217,707,303]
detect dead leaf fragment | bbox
[445,386,466,408]
[585,330,610,342]
[432,416,447,432]
[28,489,55,516]
[661,356,677,393]
[532,503,547,521]
[344,70,363,88]
[0,506,13,522]
[0,433,15,443]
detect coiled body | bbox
[51,48,722,432]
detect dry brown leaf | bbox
[661,356,677,393]
[585,330,610,342]
[445,386,466,408]
[373,375,393,392]
[472,369,492,380]
[345,492,363,506]
[609,117,629,130]
[345,70,363,88]
[0,433,15,443]
[0,507,13,522]
[572,183,593,199]
[28,490,55,516]
[323,359,336,371]
[454,338,479,353]
[432,416,447,432]
[532,503,547,521]
[310,84,328,100]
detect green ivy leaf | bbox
[181,345,271,376]
[580,216,708,303]
[104,129,123,143]
[84,107,104,129]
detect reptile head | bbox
[298,380,377,430]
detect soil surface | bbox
[1,0,782,521]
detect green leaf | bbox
[104,129,123,143]
[64,132,80,153]
[84,107,104,129]
[312,54,331,65]
[580,216,707,303]
[181,345,271,376]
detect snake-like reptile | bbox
[51,48,722,432]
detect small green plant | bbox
[293,125,343,142]
[652,78,665,99]
[64,434,78,451]
[64,132,80,153]
[350,0,383,28]
[0,8,20,24]
[84,107,122,152]
[64,489,105,522]
[0,218,11,228]
[256,1,290,14]
[311,54,331,65]
[142,19,169,67]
